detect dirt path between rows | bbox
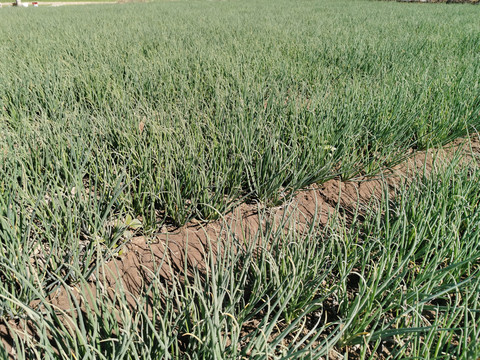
[43,136,480,310]
[111,137,480,291]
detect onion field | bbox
[0,0,479,358]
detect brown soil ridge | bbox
[85,136,479,301]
